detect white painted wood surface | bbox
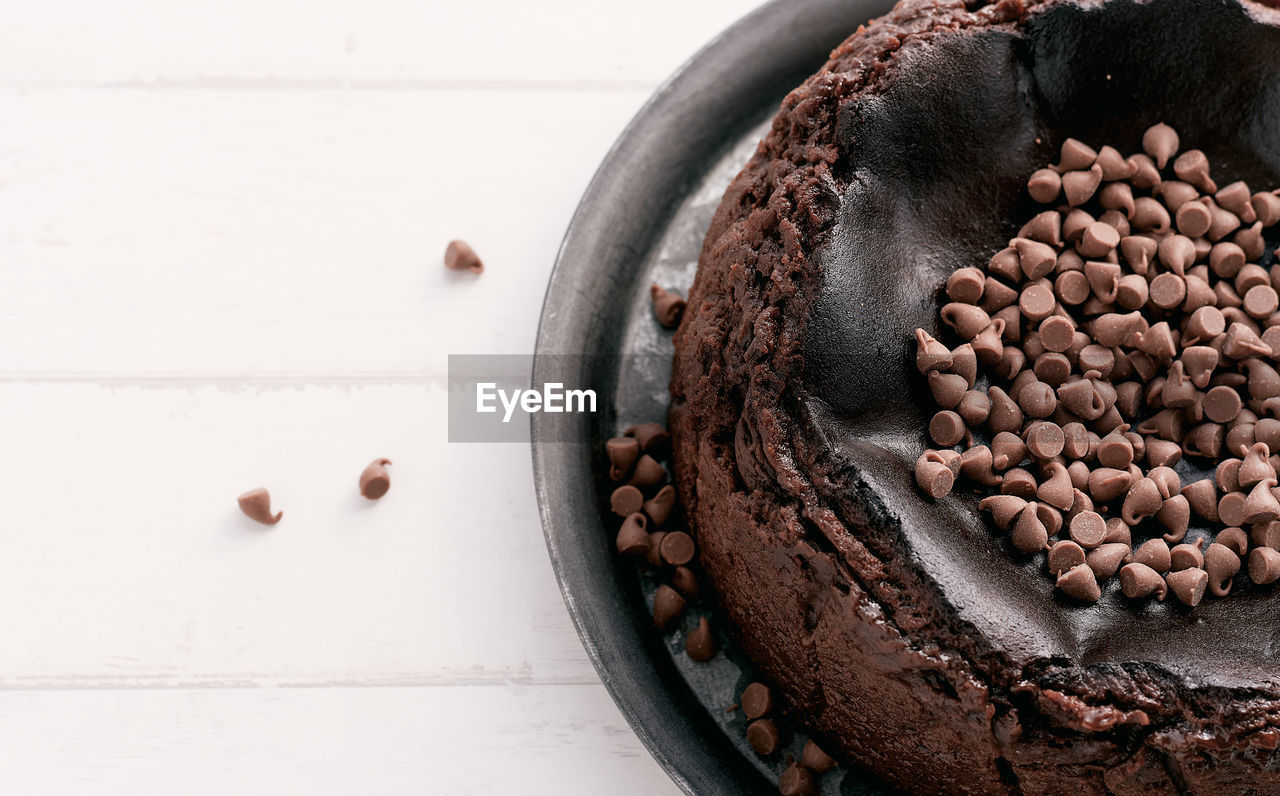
[0,1,766,792]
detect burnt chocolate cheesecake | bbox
[668,0,1280,792]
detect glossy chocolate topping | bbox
[803,0,1280,687]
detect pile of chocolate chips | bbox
[606,426,843,794]
[913,123,1280,607]
[606,422,717,662]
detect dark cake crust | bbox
[669,0,1280,792]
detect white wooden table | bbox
[0,1,765,792]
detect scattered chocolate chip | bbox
[643,484,677,527]
[671,566,700,599]
[629,455,667,488]
[237,488,282,526]
[747,719,781,756]
[915,450,956,499]
[779,763,817,796]
[444,239,483,273]
[653,585,687,630]
[650,284,687,328]
[625,422,673,456]
[611,484,645,517]
[358,458,392,500]
[645,532,667,567]
[801,740,838,774]
[741,682,774,720]
[685,616,716,662]
[616,513,650,556]
[606,436,641,481]
[659,531,696,567]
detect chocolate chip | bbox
[1024,421,1065,459]
[1128,153,1162,189]
[1219,491,1248,527]
[1086,543,1130,579]
[1166,568,1209,607]
[1131,198,1171,234]
[611,484,645,517]
[1027,168,1062,203]
[607,436,641,481]
[1036,463,1074,511]
[629,455,668,487]
[1239,442,1275,488]
[779,763,817,796]
[1104,516,1132,546]
[980,495,1028,530]
[357,458,393,500]
[746,719,781,756]
[991,432,1028,470]
[957,390,992,425]
[929,410,967,446]
[1087,467,1132,502]
[685,617,716,662]
[1252,520,1280,549]
[671,566,700,599]
[1249,547,1280,585]
[1133,539,1172,572]
[1182,479,1221,523]
[1002,469,1037,500]
[1057,563,1101,602]
[946,267,987,304]
[660,531,696,567]
[653,585,687,630]
[1216,526,1249,558]
[626,422,672,456]
[1143,123,1180,169]
[1062,164,1103,207]
[1119,563,1167,601]
[237,488,282,526]
[801,739,838,774]
[741,682,774,720]
[1048,540,1086,575]
[1012,502,1049,554]
[1204,543,1241,597]
[1056,138,1098,172]
[650,284,687,328]
[1169,541,1205,571]
[1253,191,1280,227]
[616,513,650,557]
[1121,477,1161,525]
[444,239,483,273]
[643,484,677,527]
[1157,494,1191,543]
[645,532,667,566]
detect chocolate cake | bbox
[668,0,1280,791]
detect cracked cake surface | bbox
[669,0,1280,791]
